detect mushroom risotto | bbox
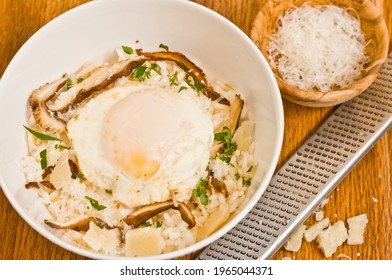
[21,45,257,257]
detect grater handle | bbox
[197,54,392,260]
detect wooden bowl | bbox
[250,0,389,107]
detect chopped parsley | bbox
[247,165,253,173]
[159,43,169,52]
[130,64,151,82]
[214,126,237,164]
[156,221,163,228]
[23,126,61,141]
[75,172,87,181]
[85,196,106,211]
[105,189,112,195]
[141,221,152,227]
[193,77,202,92]
[169,71,179,86]
[122,45,134,54]
[242,177,252,186]
[150,63,161,75]
[93,220,107,229]
[66,78,73,90]
[39,149,47,171]
[54,144,70,150]
[77,77,84,84]
[185,74,202,93]
[178,86,187,93]
[235,171,252,187]
[216,152,231,164]
[180,60,187,71]
[192,179,209,205]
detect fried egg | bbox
[67,82,213,207]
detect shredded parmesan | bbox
[268,3,369,92]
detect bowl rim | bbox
[0,0,284,259]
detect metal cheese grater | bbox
[197,53,392,260]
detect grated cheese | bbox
[268,3,369,92]
[304,217,330,242]
[284,224,306,252]
[317,220,348,258]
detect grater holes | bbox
[305,142,349,161]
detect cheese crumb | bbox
[125,227,164,257]
[319,198,329,208]
[347,213,368,245]
[314,211,324,221]
[284,224,306,252]
[83,221,121,254]
[337,253,351,259]
[317,220,348,257]
[304,218,330,242]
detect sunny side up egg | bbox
[67,82,214,208]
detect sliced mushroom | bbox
[124,200,196,228]
[211,94,244,158]
[42,165,55,179]
[68,159,79,179]
[47,56,147,112]
[25,181,55,191]
[29,75,69,133]
[210,177,229,198]
[44,216,109,231]
[135,50,230,105]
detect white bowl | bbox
[0,0,283,259]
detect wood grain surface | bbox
[0,0,391,260]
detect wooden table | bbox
[0,0,391,260]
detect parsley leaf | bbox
[169,71,179,86]
[242,177,252,186]
[93,220,107,229]
[141,221,152,227]
[193,77,202,92]
[178,86,187,93]
[130,64,151,82]
[55,144,70,150]
[192,179,209,205]
[23,126,61,141]
[66,78,73,90]
[75,172,87,181]
[185,74,202,93]
[214,127,238,164]
[39,149,47,171]
[217,153,231,164]
[105,189,112,195]
[159,43,169,52]
[122,45,134,54]
[180,61,187,71]
[85,196,106,211]
[150,63,161,75]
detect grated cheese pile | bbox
[268,3,369,92]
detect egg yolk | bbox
[102,88,197,179]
